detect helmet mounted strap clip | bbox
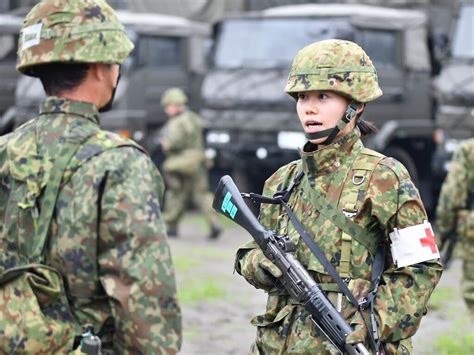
[304,103,360,145]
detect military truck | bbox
[3,11,210,157]
[201,3,443,210]
[431,1,474,188]
[0,14,22,135]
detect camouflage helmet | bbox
[161,88,188,107]
[17,0,134,76]
[285,39,383,103]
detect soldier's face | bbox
[164,104,183,118]
[296,90,351,145]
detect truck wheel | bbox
[383,147,419,188]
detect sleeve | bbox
[234,165,292,291]
[97,147,182,354]
[369,158,443,343]
[436,144,469,240]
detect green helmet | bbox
[17,0,134,76]
[161,88,188,107]
[285,39,383,103]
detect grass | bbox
[435,329,474,354]
[177,276,226,304]
[436,334,474,355]
[173,255,200,273]
[428,287,457,310]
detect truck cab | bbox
[0,14,22,135]
[202,4,435,208]
[432,1,474,181]
[5,11,210,159]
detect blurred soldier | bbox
[0,0,181,353]
[437,138,474,314]
[235,39,442,354]
[160,87,222,239]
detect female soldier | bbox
[235,39,442,354]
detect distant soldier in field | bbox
[160,88,222,239]
[0,0,181,352]
[437,138,474,315]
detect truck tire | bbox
[383,146,419,188]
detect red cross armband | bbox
[389,221,440,267]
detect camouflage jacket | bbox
[0,97,181,354]
[160,109,206,175]
[161,109,204,156]
[437,138,474,241]
[236,130,442,354]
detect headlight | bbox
[205,148,216,159]
[445,139,460,153]
[133,130,144,142]
[206,131,230,144]
[277,131,306,150]
[256,147,268,159]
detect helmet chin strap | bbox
[304,103,360,145]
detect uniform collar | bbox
[300,129,363,178]
[39,96,100,125]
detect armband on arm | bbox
[389,221,440,267]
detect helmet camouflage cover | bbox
[285,39,383,103]
[161,88,188,107]
[17,0,134,76]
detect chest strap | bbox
[339,148,385,278]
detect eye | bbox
[318,92,329,100]
[297,92,306,100]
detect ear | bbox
[90,63,106,81]
[356,103,365,115]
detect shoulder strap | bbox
[302,175,378,256]
[32,126,95,261]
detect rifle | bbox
[440,234,458,269]
[213,175,370,355]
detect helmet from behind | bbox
[17,0,134,76]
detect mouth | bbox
[305,120,324,132]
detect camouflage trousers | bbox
[462,239,474,314]
[162,169,216,231]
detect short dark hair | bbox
[30,63,90,96]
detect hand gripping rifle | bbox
[213,175,369,355]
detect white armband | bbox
[389,221,440,268]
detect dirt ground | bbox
[169,213,473,355]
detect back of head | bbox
[285,39,383,103]
[161,88,188,107]
[17,0,134,77]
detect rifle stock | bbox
[213,175,370,355]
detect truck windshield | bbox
[214,17,353,69]
[0,34,16,62]
[451,4,474,59]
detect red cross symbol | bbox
[420,228,438,254]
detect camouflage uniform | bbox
[235,40,442,354]
[0,0,181,352]
[160,88,220,238]
[436,139,474,313]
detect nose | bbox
[304,97,318,115]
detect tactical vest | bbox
[289,147,385,274]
